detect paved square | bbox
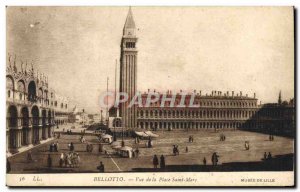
[8,130,294,173]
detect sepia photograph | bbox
[5,6,295,187]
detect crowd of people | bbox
[79,136,86,143]
[49,142,59,152]
[59,152,81,168]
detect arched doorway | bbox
[28,81,37,102]
[21,107,29,145]
[31,106,40,144]
[7,105,18,150]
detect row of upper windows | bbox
[143,100,257,107]
[138,110,256,118]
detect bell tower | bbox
[119,7,138,129]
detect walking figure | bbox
[153,155,159,169]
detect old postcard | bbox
[6,6,294,187]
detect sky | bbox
[6,7,294,113]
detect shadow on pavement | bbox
[131,153,294,172]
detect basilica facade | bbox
[6,56,70,154]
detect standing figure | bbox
[203,157,207,165]
[186,146,188,153]
[47,154,52,168]
[263,152,267,161]
[99,144,103,153]
[7,159,11,173]
[160,155,165,169]
[176,145,179,155]
[56,141,59,152]
[76,153,81,168]
[70,142,74,151]
[211,152,219,166]
[135,148,139,158]
[64,153,68,167]
[245,141,250,150]
[267,152,272,160]
[27,151,33,163]
[153,155,159,168]
[173,145,176,156]
[49,143,53,152]
[59,153,64,167]
[97,161,104,172]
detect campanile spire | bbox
[123,7,136,36]
[119,7,138,129]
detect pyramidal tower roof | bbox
[124,7,136,29]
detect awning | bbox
[135,131,149,137]
[101,134,112,139]
[111,141,122,147]
[119,146,133,151]
[112,145,121,149]
[145,131,159,138]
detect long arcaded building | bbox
[137,90,258,131]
